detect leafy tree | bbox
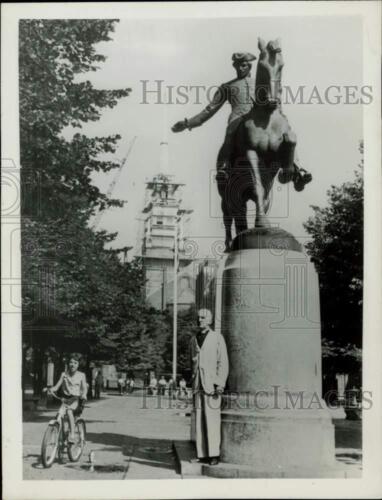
[20,19,130,346]
[20,20,171,388]
[19,19,130,219]
[304,144,363,377]
[116,306,171,374]
[322,341,362,374]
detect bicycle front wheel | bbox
[41,423,60,468]
[68,419,86,462]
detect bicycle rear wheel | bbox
[41,423,60,468]
[68,419,86,462]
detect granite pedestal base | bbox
[219,395,335,474]
[202,461,347,478]
[216,228,336,475]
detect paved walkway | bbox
[23,392,191,479]
[23,392,361,479]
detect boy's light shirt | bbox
[61,370,87,398]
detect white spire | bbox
[159,102,170,175]
[159,140,169,175]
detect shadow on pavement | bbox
[23,410,57,423]
[86,431,180,472]
[82,420,117,424]
[86,397,109,404]
[23,453,44,469]
[66,464,126,473]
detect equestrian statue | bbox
[172,38,312,252]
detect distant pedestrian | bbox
[118,375,125,395]
[94,370,103,399]
[128,378,135,394]
[149,375,157,396]
[179,377,188,398]
[158,376,167,396]
[168,377,176,399]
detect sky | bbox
[70,16,363,259]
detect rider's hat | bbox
[232,52,257,64]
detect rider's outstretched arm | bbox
[186,85,227,129]
[49,373,64,392]
[172,85,227,132]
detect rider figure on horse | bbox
[172,52,311,191]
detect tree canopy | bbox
[19,19,131,219]
[304,145,363,373]
[20,20,171,376]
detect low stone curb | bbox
[173,441,202,478]
[173,440,361,479]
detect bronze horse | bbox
[218,38,301,251]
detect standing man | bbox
[191,309,229,465]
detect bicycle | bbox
[40,389,86,468]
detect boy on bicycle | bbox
[48,354,88,443]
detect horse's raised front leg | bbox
[246,150,271,228]
[278,130,297,184]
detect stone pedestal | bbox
[213,228,336,477]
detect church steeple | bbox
[138,140,193,310]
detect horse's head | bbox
[255,37,284,108]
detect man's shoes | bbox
[191,456,219,465]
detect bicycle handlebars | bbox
[43,388,87,407]
[43,388,63,402]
